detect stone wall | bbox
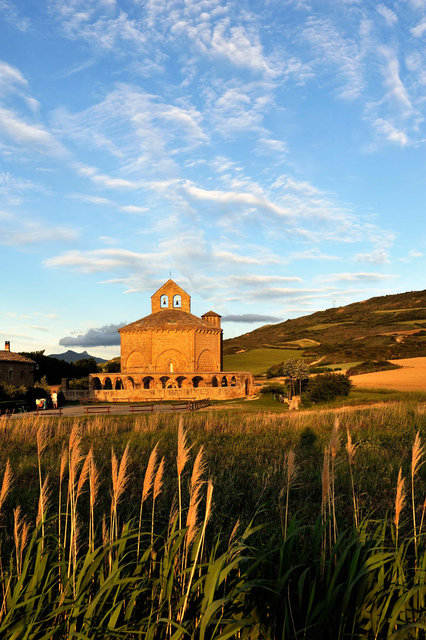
[0,361,34,387]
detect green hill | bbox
[223,290,426,369]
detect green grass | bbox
[307,321,353,331]
[223,347,303,374]
[283,338,320,347]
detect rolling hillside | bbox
[223,290,426,368]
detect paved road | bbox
[14,403,194,419]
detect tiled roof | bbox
[119,309,221,333]
[202,310,221,317]
[0,351,35,364]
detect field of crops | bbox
[223,347,303,374]
[0,402,425,638]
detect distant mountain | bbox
[48,350,108,364]
[224,289,426,364]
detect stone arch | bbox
[212,376,218,387]
[142,376,154,389]
[160,294,169,308]
[192,376,204,388]
[166,379,178,389]
[126,350,147,371]
[115,378,124,390]
[104,377,112,390]
[230,376,236,387]
[173,294,181,308]
[92,377,102,390]
[197,349,217,372]
[126,376,135,389]
[176,376,186,388]
[156,349,188,373]
[160,376,170,389]
[221,376,228,387]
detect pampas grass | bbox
[137,442,158,562]
[411,431,423,561]
[394,467,406,547]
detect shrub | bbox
[306,373,352,403]
[346,360,401,376]
[68,376,90,390]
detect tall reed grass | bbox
[0,403,424,638]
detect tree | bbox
[294,360,310,396]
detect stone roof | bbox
[202,310,221,317]
[0,351,35,364]
[119,309,221,333]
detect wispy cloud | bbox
[322,272,396,282]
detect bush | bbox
[260,383,286,395]
[68,376,89,390]
[306,373,352,403]
[346,360,401,377]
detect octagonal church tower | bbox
[120,279,222,375]
[89,279,254,401]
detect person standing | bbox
[52,391,58,409]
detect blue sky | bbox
[0,0,425,359]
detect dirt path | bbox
[351,357,426,391]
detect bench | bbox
[85,406,111,415]
[36,408,63,416]
[130,405,155,414]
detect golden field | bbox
[351,356,426,391]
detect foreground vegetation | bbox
[0,403,425,638]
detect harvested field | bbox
[351,356,426,391]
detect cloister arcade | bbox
[89,371,253,401]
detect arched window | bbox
[212,376,218,387]
[126,377,135,389]
[160,295,169,308]
[230,376,236,387]
[192,376,203,388]
[221,376,228,387]
[115,378,124,390]
[160,376,170,389]
[104,377,112,390]
[173,294,181,308]
[92,377,102,390]
[176,376,186,388]
[142,376,154,389]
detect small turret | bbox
[201,311,221,329]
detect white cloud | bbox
[373,118,409,145]
[377,4,398,26]
[0,106,64,154]
[355,248,390,264]
[322,272,396,282]
[411,20,426,37]
[0,215,78,245]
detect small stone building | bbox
[89,280,254,401]
[0,342,35,387]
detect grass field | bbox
[0,403,425,638]
[223,347,303,374]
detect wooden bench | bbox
[130,405,155,414]
[36,408,63,416]
[85,406,111,415]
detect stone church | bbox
[89,280,254,401]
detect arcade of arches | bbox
[89,280,254,401]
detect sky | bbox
[0,0,425,359]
